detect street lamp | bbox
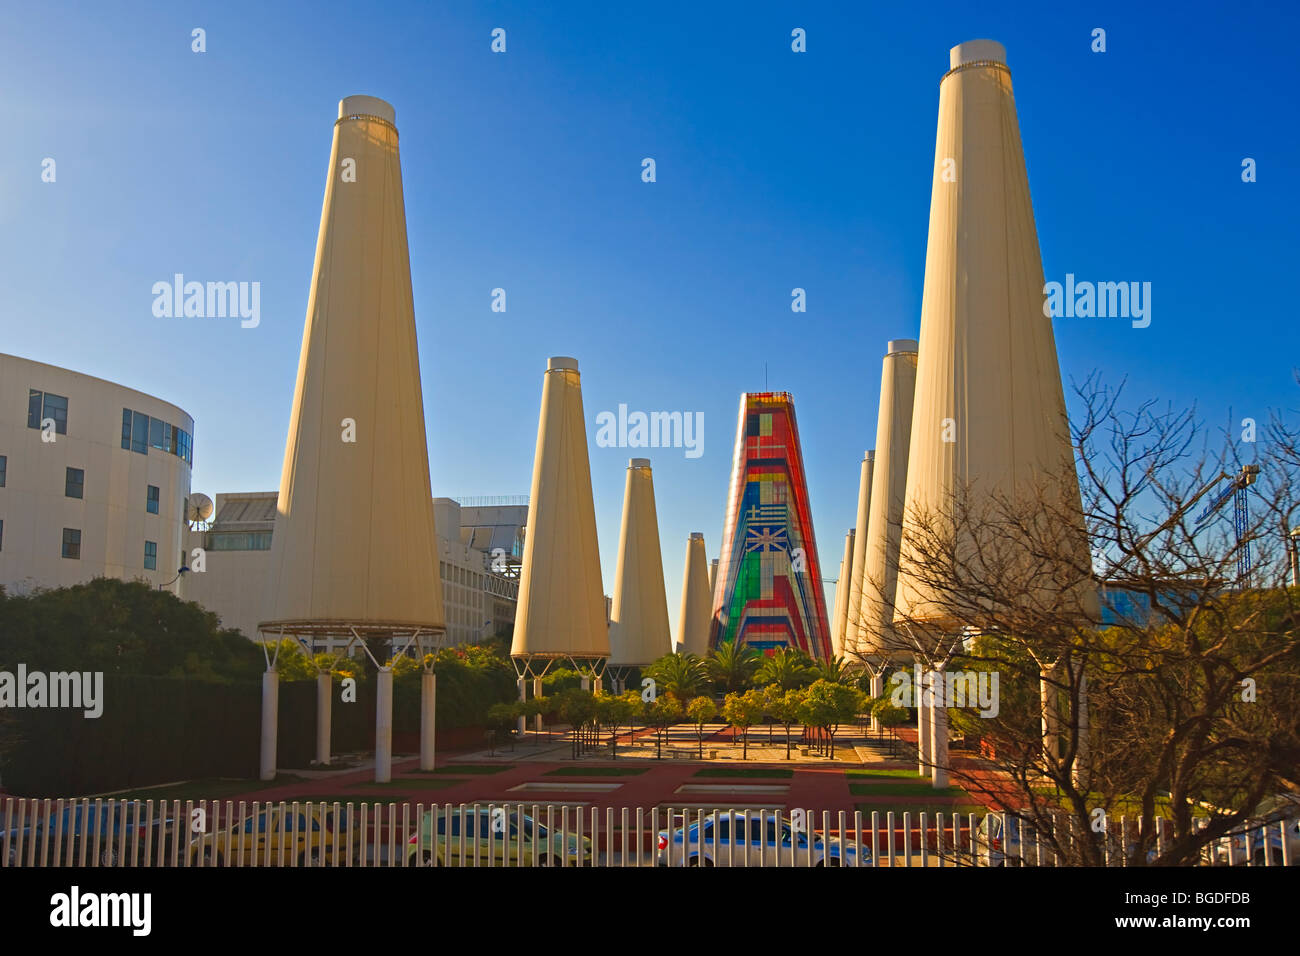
[159,564,190,590]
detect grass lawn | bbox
[96,775,308,803]
[407,765,515,775]
[543,767,650,777]
[693,768,796,779]
[846,768,927,780]
[849,782,968,797]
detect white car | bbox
[656,811,870,867]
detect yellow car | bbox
[406,807,593,866]
[190,805,359,866]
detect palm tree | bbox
[706,641,761,693]
[811,654,854,685]
[644,652,708,700]
[755,647,812,691]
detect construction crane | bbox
[1192,464,1260,588]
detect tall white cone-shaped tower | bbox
[857,340,919,662]
[511,357,609,665]
[830,529,855,658]
[263,95,444,634]
[844,450,875,658]
[893,41,1095,630]
[677,532,712,658]
[609,458,672,667]
[260,96,443,784]
[894,42,1097,788]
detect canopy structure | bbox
[893,41,1096,633]
[609,458,672,668]
[511,357,610,676]
[261,95,444,640]
[677,532,712,657]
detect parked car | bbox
[406,807,592,866]
[190,804,358,866]
[2,803,176,866]
[975,814,1023,866]
[656,811,870,867]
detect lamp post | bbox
[158,565,190,590]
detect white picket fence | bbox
[1,796,1293,867]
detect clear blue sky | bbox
[3,1,1297,643]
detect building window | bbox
[131,410,148,454]
[144,540,157,570]
[206,531,272,551]
[28,390,69,435]
[0,455,6,487]
[0,519,3,551]
[147,484,160,514]
[62,528,81,559]
[65,467,84,499]
[149,417,166,451]
[121,408,133,450]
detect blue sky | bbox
[3,1,1297,642]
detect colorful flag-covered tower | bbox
[710,392,831,659]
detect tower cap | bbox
[547,356,579,371]
[689,532,704,540]
[629,458,651,469]
[339,95,396,123]
[887,339,919,355]
[950,40,1006,69]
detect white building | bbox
[0,353,194,595]
[181,492,521,651]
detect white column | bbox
[593,676,603,695]
[315,671,331,766]
[420,671,437,771]
[869,672,884,730]
[580,676,590,692]
[930,667,949,788]
[1073,667,1089,788]
[916,665,930,776]
[260,668,279,781]
[376,667,394,783]
[533,678,543,734]
[1041,667,1060,767]
[516,677,527,737]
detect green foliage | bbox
[755,647,814,690]
[0,578,263,680]
[706,641,761,693]
[811,655,854,684]
[686,695,717,725]
[871,697,911,728]
[644,652,709,700]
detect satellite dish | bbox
[186,493,214,523]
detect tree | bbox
[484,702,518,755]
[755,647,813,691]
[555,688,598,760]
[706,642,761,693]
[686,696,718,758]
[811,655,855,685]
[596,691,639,758]
[798,680,863,759]
[874,375,1300,865]
[644,652,709,700]
[645,695,684,759]
[722,690,765,759]
[767,688,807,760]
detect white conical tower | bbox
[511,357,609,663]
[259,96,443,785]
[263,95,444,634]
[844,450,874,657]
[857,340,919,661]
[830,529,855,658]
[893,40,1095,630]
[609,458,672,667]
[677,532,712,658]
